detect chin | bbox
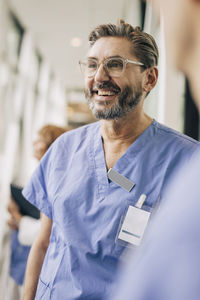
[95,101,114,110]
[190,81,200,112]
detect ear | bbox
[143,67,158,93]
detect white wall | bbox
[0,1,67,265]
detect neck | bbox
[183,25,200,110]
[99,105,153,170]
[100,108,153,146]
[186,51,200,111]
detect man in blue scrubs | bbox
[22,20,199,300]
[110,1,200,300]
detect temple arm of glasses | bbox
[127,59,144,66]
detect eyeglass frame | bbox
[79,56,145,78]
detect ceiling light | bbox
[70,37,82,47]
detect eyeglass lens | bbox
[83,58,124,77]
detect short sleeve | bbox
[22,138,61,219]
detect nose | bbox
[94,63,110,82]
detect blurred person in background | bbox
[21,20,200,300]
[110,0,200,300]
[6,124,68,300]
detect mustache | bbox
[91,82,121,93]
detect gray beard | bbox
[85,86,142,120]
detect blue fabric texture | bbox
[22,120,199,300]
[9,230,31,285]
[111,149,200,300]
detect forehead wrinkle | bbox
[88,37,134,61]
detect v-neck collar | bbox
[114,119,156,173]
[91,120,157,201]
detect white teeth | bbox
[98,90,116,96]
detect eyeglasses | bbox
[79,56,145,78]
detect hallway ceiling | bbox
[9,0,130,88]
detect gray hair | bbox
[88,19,159,68]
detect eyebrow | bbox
[86,55,123,60]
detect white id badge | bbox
[117,205,150,246]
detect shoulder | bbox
[56,121,100,144]
[41,121,100,164]
[45,121,99,152]
[152,120,200,149]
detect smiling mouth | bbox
[92,89,120,97]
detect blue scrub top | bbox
[111,149,200,300]
[23,120,199,300]
[10,230,31,285]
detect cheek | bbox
[161,0,187,48]
[85,77,93,89]
[112,79,122,89]
[164,12,192,69]
[151,0,162,14]
[128,72,143,88]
